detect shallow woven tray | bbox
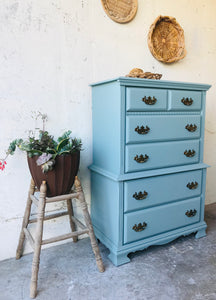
[101,0,138,24]
[148,15,186,63]
[126,68,162,80]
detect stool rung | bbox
[30,195,39,207]
[29,211,69,223]
[46,192,79,203]
[71,216,86,230]
[42,228,89,245]
[23,228,35,250]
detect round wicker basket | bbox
[101,0,138,24]
[148,16,186,63]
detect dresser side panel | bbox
[91,82,122,175]
[199,91,207,162]
[90,172,122,248]
[200,168,207,221]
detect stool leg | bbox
[16,178,35,259]
[30,181,46,299]
[67,199,78,243]
[75,177,105,273]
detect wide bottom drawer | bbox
[124,197,201,244]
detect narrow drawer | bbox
[126,115,201,144]
[169,90,202,111]
[124,197,201,244]
[125,140,199,173]
[126,87,167,111]
[124,170,202,212]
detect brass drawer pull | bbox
[134,154,149,163]
[135,125,150,135]
[181,97,193,106]
[133,191,148,200]
[187,181,198,190]
[142,96,157,105]
[132,222,147,232]
[185,124,197,132]
[184,150,196,157]
[185,209,197,217]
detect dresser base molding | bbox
[108,252,131,267]
[194,227,207,239]
[94,222,207,266]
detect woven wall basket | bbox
[148,16,186,63]
[101,0,138,24]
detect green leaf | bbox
[46,148,57,154]
[27,149,43,156]
[58,150,71,156]
[57,131,72,143]
[56,138,69,153]
[7,139,24,155]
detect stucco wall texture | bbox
[0,0,216,261]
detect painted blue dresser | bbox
[89,77,211,266]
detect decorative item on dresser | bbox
[89,77,211,266]
[126,68,162,80]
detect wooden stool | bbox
[16,176,104,298]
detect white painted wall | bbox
[0,0,216,261]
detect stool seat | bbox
[16,176,104,298]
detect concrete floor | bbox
[1,204,216,300]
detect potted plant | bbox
[1,113,82,197]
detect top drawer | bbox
[126,87,167,111]
[169,90,202,111]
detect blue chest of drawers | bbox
[89,77,211,266]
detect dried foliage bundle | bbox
[126,68,162,80]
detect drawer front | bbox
[125,140,199,173]
[169,90,202,111]
[124,170,202,212]
[124,197,201,244]
[126,115,201,144]
[126,87,167,111]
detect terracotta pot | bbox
[27,152,80,197]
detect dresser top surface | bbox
[90,77,211,91]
